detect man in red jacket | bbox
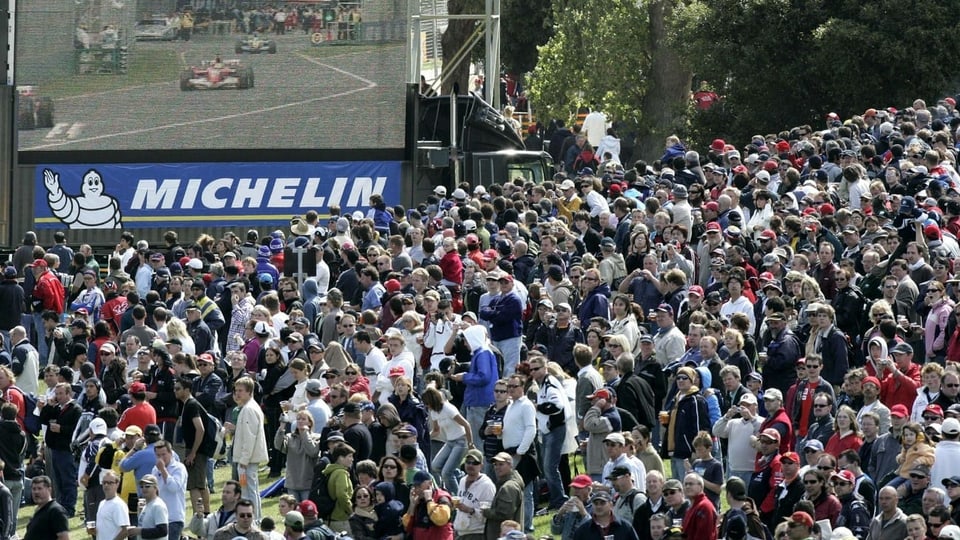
[30,258,65,315]
[759,388,795,455]
[879,342,922,410]
[682,473,717,540]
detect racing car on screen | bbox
[135,16,177,41]
[235,34,277,54]
[180,58,254,91]
[16,86,54,130]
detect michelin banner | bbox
[34,161,402,229]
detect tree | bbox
[635,0,693,163]
[500,0,554,75]
[673,0,960,147]
[441,0,483,95]
[528,0,649,135]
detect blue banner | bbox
[34,161,402,229]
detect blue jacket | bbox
[663,390,710,460]
[578,283,610,325]
[462,348,497,408]
[764,327,801,393]
[478,292,523,341]
[119,442,160,493]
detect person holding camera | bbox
[713,393,763,484]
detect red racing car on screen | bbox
[179,58,254,91]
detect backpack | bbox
[202,410,223,457]
[308,463,337,521]
[12,386,40,435]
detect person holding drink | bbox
[121,474,168,539]
[92,470,129,540]
[452,448,495,540]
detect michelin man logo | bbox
[43,168,123,229]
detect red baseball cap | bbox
[789,511,815,529]
[831,470,856,484]
[862,376,881,389]
[129,382,147,394]
[587,388,613,401]
[925,404,945,418]
[891,404,909,418]
[705,221,722,232]
[780,451,800,464]
[569,474,593,489]
[688,285,704,297]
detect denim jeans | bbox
[31,313,49,366]
[168,520,184,540]
[240,463,262,521]
[288,488,311,502]
[4,478,22,525]
[523,480,534,532]
[464,406,487,455]
[541,425,568,508]
[51,448,77,516]
[494,336,521,377]
[729,470,753,485]
[431,438,467,495]
[670,458,687,481]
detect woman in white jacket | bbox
[745,189,774,241]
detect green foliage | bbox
[528,0,649,125]
[674,0,960,145]
[501,0,554,74]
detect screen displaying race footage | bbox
[14,0,408,152]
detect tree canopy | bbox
[673,0,960,145]
[528,0,650,128]
[524,0,960,160]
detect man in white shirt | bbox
[453,448,496,539]
[95,470,130,540]
[152,441,187,540]
[501,373,537,531]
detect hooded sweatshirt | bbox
[374,481,406,539]
[461,326,497,408]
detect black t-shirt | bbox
[181,397,206,453]
[24,500,69,540]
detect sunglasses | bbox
[675,375,690,381]
[816,466,834,471]
[465,460,481,466]
[345,371,357,375]
[494,389,507,394]
[238,513,254,518]
[663,489,679,495]
[910,473,927,479]
[382,464,398,469]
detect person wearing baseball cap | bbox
[787,511,815,538]
[715,391,761,484]
[477,262,525,377]
[482,452,524,537]
[831,469,871,538]
[573,487,635,540]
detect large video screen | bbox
[13,0,408,152]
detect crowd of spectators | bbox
[12,97,960,540]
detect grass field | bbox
[37,49,184,99]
